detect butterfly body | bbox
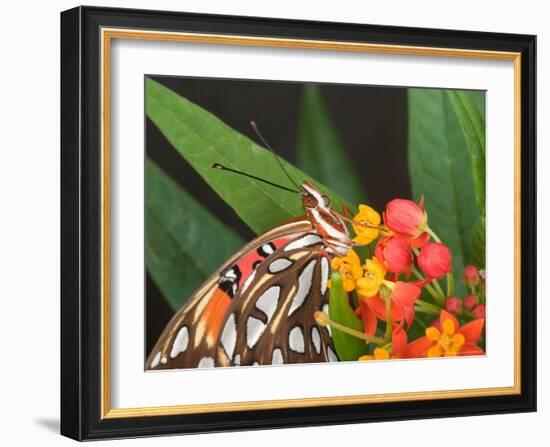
[147,181,351,370]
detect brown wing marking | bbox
[146,219,313,371]
[221,247,335,366]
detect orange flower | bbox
[352,204,382,245]
[417,242,452,279]
[330,249,363,292]
[375,236,413,276]
[403,310,485,358]
[383,198,429,248]
[359,348,390,361]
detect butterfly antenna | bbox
[211,163,299,194]
[250,121,301,191]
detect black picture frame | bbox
[61,5,536,441]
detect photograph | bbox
[144,77,487,370]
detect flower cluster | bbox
[327,198,485,360]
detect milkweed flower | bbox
[375,236,413,276]
[357,277,421,328]
[464,294,479,311]
[444,296,463,315]
[417,242,452,279]
[359,348,390,361]
[330,248,363,292]
[403,310,485,358]
[463,265,481,286]
[383,198,429,248]
[356,257,387,297]
[472,303,486,319]
[352,205,382,245]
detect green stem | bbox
[426,226,442,243]
[412,266,445,304]
[384,296,392,343]
[446,273,455,297]
[414,305,440,315]
[322,314,385,345]
[416,299,441,314]
[432,279,446,301]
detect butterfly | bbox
[146,127,353,370]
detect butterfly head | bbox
[300,181,352,257]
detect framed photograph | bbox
[60,6,536,441]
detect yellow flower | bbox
[330,249,363,292]
[359,348,390,361]
[356,257,387,297]
[425,317,466,357]
[352,204,382,245]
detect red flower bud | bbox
[472,303,486,319]
[375,236,413,276]
[463,265,480,287]
[464,294,479,311]
[417,242,452,279]
[444,296,463,315]
[384,198,427,239]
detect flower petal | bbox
[439,310,459,333]
[392,324,408,357]
[403,336,434,358]
[460,343,485,356]
[359,302,378,336]
[458,319,485,343]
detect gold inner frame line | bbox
[100,27,522,420]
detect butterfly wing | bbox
[146,219,313,370]
[218,233,337,366]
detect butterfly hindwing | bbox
[217,234,337,366]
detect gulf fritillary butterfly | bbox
[146,127,354,370]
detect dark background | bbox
[146,76,410,353]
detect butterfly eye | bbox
[322,195,331,207]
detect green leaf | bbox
[471,214,486,269]
[328,272,370,361]
[146,160,245,310]
[408,89,481,297]
[146,78,352,236]
[446,91,486,211]
[297,84,366,204]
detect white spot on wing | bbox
[170,326,189,359]
[320,257,330,295]
[246,316,266,349]
[289,326,305,353]
[220,314,237,359]
[288,260,317,316]
[268,258,293,273]
[150,352,161,368]
[160,357,167,364]
[272,348,284,364]
[234,354,241,366]
[261,243,275,255]
[198,357,215,368]
[256,286,280,321]
[311,327,321,354]
[327,346,338,362]
[284,234,322,251]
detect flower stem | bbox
[432,279,446,301]
[412,266,445,304]
[416,299,441,314]
[384,296,392,343]
[446,273,455,297]
[426,226,442,243]
[314,311,385,345]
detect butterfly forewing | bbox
[146,220,314,370]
